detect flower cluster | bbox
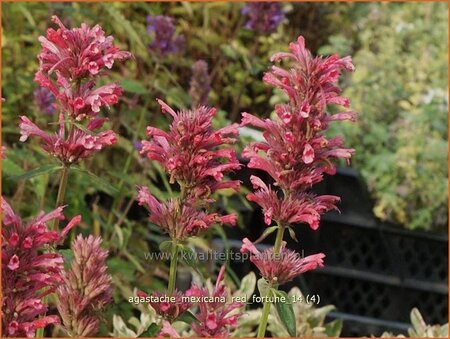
[246,176,339,230]
[140,99,241,202]
[1,198,80,337]
[138,99,240,240]
[21,15,130,165]
[241,36,355,284]
[19,115,116,165]
[241,2,285,34]
[187,266,243,337]
[189,60,211,107]
[241,239,325,285]
[137,187,236,241]
[56,235,112,337]
[241,36,355,228]
[147,15,185,56]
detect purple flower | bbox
[189,60,211,107]
[1,198,80,337]
[241,2,285,34]
[147,15,185,56]
[56,235,112,337]
[34,87,56,115]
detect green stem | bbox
[273,223,285,253]
[257,288,273,338]
[167,239,179,296]
[256,223,285,338]
[51,164,70,230]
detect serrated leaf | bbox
[8,164,61,181]
[273,289,297,337]
[138,323,160,338]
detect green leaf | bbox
[138,323,160,338]
[71,166,118,196]
[177,310,198,325]
[107,257,136,281]
[121,80,147,94]
[257,278,270,298]
[254,225,278,244]
[159,240,172,253]
[287,226,299,243]
[236,271,256,299]
[59,249,74,270]
[178,244,200,273]
[324,319,343,337]
[273,290,297,337]
[2,158,24,177]
[8,164,61,181]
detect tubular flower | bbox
[147,15,185,56]
[1,198,80,338]
[137,290,191,323]
[241,36,356,230]
[23,16,129,166]
[247,175,339,229]
[187,266,243,337]
[140,99,241,201]
[36,16,130,121]
[37,15,130,83]
[241,2,285,34]
[189,60,211,107]
[19,114,116,165]
[240,238,325,285]
[56,235,112,337]
[137,186,236,241]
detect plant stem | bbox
[167,239,179,296]
[257,288,273,338]
[166,185,187,296]
[273,223,285,253]
[51,164,70,230]
[256,222,285,338]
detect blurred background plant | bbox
[1,1,448,337]
[322,2,448,231]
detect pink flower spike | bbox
[244,240,325,285]
[56,235,112,337]
[140,100,241,202]
[1,198,73,337]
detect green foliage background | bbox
[1,2,448,335]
